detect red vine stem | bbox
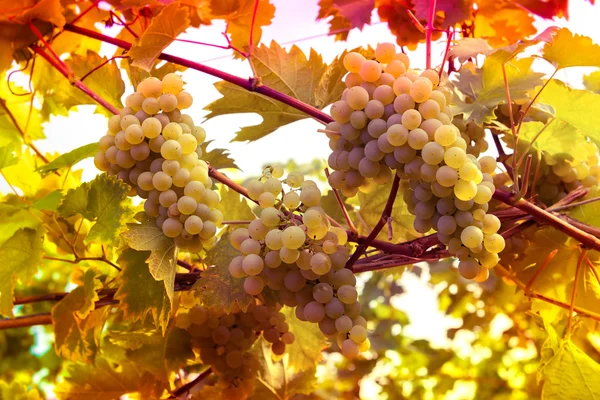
[169,368,213,398]
[345,175,401,270]
[425,0,437,69]
[62,24,332,125]
[30,45,120,115]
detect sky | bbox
[5,0,600,346]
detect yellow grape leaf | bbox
[583,70,600,94]
[217,185,255,222]
[473,0,536,48]
[37,142,98,175]
[121,217,178,305]
[209,0,240,16]
[114,249,171,334]
[0,227,43,317]
[518,120,589,165]
[535,79,600,149]
[250,339,317,400]
[448,38,493,63]
[205,42,327,142]
[129,2,191,71]
[414,0,473,28]
[199,140,239,170]
[281,307,327,372]
[0,73,45,146]
[542,28,600,70]
[541,340,600,399]
[227,0,275,55]
[570,187,600,228]
[357,180,420,243]
[317,0,375,40]
[0,143,18,169]
[453,54,544,125]
[0,380,42,400]
[0,151,42,196]
[0,201,41,247]
[77,268,103,319]
[8,0,66,28]
[55,358,145,400]
[514,228,600,315]
[195,231,255,312]
[52,286,109,363]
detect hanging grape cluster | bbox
[94,74,221,252]
[227,168,370,359]
[176,293,295,399]
[326,43,505,280]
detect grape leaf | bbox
[37,142,98,175]
[250,339,317,400]
[226,0,275,55]
[0,75,45,145]
[200,140,239,170]
[55,357,145,400]
[542,28,600,70]
[121,218,178,305]
[123,59,187,91]
[320,190,353,230]
[0,202,41,246]
[204,42,327,142]
[0,380,42,400]
[129,2,191,71]
[472,0,536,47]
[209,0,240,15]
[194,231,255,312]
[0,151,42,196]
[357,180,420,243]
[414,0,473,28]
[318,0,375,40]
[583,71,600,94]
[378,0,435,49]
[448,38,493,63]
[77,268,103,319]
[9,0,66,28]
[517,120,589,164]
[0,143,17,169]
[114,249,171,334]
[0,227,43,317]
[32,189,63,211]
[282,307,327,372]
[453,54,544,125]
[58,174,131,245]
[52,286,109,363]
[569,188,600,228]
[541,340,600,399]
[513,0,568,19]
[217,185,255,222]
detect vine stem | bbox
[425,0,437,69]
[30,45,120,115]
[0,99,50,164]
[169,368,213,398]
[62,24,332,124]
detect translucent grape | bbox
[444,147,467,169]
[281,226,306,250]
[410,78,432,103]
[458,259,480,280]
[461,226,484,248]
[436,166,459,187]
[359,60,382,82]
[454,179,477,201]
[484,233,505,253]
[402,109,422,130]
[346,86,370,110]
[160,140,182,160]
[244,276,264,295]
[434,125,457,146]
[343,52,366,73]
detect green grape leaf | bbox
[0,151,42,196]
[58,174,131,245]
[55,357,145,400]
[226,0,275,55]
[282,307,327,372]
[453,54,545,125]
[0,227,43,317]
[37,142,98,175]
[535,79,600,149]
[129,2,191,71]
[542,28,600,70]
[320,189,353,230]
[126,327,194,380]
[0,143,18,169]
[77,268,103,319]
[195,231,255,312]
[121,218,178,305]
[583,70,600,94]
[517,120,589,164]
[357,180,420,243]
[0,380,42,400]
[32,189,63,211]
[0,202,41,246]
[217,185,255,222]
[569,188,600,228]
[200,140,239,170]
[204,42,327,142]
[250,339,317,400]
[541,340,600,399]
[114,249,171,334]
[51,286,109,363]
[513,228,600,316]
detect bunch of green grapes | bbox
[327,43,505,280]
[93,74,222,252]
[228,169,370,359]
[452,116,488,158]
[176,294,295,399]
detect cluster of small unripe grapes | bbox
[327,43,505,280]
[176,293,295,399]
[452,117,489,158]
[228,168,370,359]
[93,74,222,252]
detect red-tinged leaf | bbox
[414,0,474,28]
[378,0,441,49]
[514,0,568,19]
[129,2,191,71]
[226,0,275,55]
[473,0,536,47]
[318,0,375,39]
[114,249,171,335]
[8,0,66,27]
